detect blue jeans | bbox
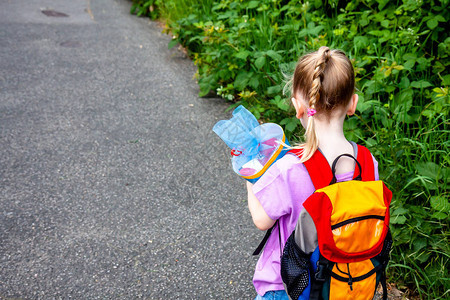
[255,290,289,300]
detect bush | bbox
[131,0,449,297]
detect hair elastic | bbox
[307,108,317,117]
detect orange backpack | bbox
[281,145,393,300]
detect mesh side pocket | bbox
[376,228,393,266]
[280,231,310,300]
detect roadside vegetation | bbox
[130,0,449,298]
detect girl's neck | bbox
[313,115,355,167]
[314,116,347,147]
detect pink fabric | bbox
[252,153,379,296]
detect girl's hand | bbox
[246,181,276,231]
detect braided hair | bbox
[290,46,355,162]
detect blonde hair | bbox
[288,46,355,162]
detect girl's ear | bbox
[346,94,359,116]
[292,97,305,119]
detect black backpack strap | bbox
[253,220,281,256]
[379,229,393,300]
[329,154,363,184]
[381,270,388,300]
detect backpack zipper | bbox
[331,215,385,230]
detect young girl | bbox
[247,46,379,299]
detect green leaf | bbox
[392,207,409,216]
[280,117,298,132]
[392,89,413,114]
[198,75,216,97]
[403,60,416,70]
[413,238,427,252]
[234,72,250,91]
[415,162,441,180]
[267,85,282,95]
[357,100,379,113]
[251,109,261,120]
[376,0,389,10]
[436,15,446,22]
[442,74,450,86]
[403,53,417,70]
[381,20,390,28]
[198,86,211,97]
[391,215,407,224]
[286,120,297,132]
[234,50,251,60]
[359,11,370,27]
[225,102,241,113]
[427,18,438,29]
[277,101,290,111]
[416,251,430,264]
[430,196,450,212]
[417,57,430,71]
[307,25,325,36]
[368,30,384,37]
[247,0,260,9]
[399,77,410,88]
[354,36,369,49]
[254,56,266,69]
[431,211,448,220]
[280,118,289,125]
[270,95,290,111]
[266,50,283,62]
[403,53,417,60]
[422,109,436,119]
[218,10,234,20]
[409,205,427,217]
[248,77,260,89]
[365,138,377,148]
[373,105,390,127]
[410,80,433,89]
[168,39,178,49]
[130,3,138,14]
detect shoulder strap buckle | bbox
[314,254,330,282]
[314,264,327,282]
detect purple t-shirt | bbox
[252,152,379,296]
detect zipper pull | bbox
[347,263,353,291]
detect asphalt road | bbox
[0,0,261,298]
